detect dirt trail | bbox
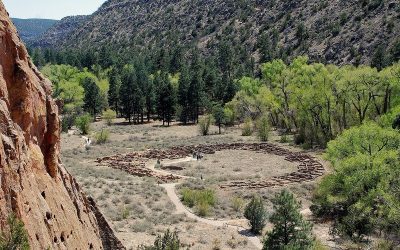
[161,183,263,249]
[96,143,327,249]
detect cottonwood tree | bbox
[312,122,400,240]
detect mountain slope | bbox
[33,0,399,65]
[31,15,88,47]
[12,18,57,43]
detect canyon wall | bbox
[0,1,123,249]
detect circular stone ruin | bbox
[96,143,325,189]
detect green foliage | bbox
[212,104,226,134]
[244,196,267,235]
[198,115,213,136]
[311,122,400,240]
[181,188,216,216]
[231,196,245,213]
[82,77,106,119]
[229,58,400,147]
[156,72,176,126]
[257,116,270,142]
[223,107,236,126]
[103,109,116,126]
[75,114,92,135]
[95,129,110,144]
[139,229,180,250]
[242,117,254,136]
[264,190,314,250]
[108,68,121,113]
[0,214,30,250]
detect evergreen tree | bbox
[156,73,176,126]
[119,65,137,123]
[188,50,205,123]
[82,77,104,120]
[244,196,267,235]
[258,32,274,63]
[136,59,149,123]
[371,45,387,71]
[264,190,314,250]
[178,64,191,124]
[32,48,45,67]
[170,45,184,73]
[108,68,121,115]
[204,58,220,101]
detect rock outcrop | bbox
[0,2,123,249]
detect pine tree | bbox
[264,190,314,250]
[156,73,176,126]
[82,77,104,120]
[178,64,191,124]
[108,68,121,115]
[188,50,205,123]
[136,59,149,123]
[258,32,273,63]
[119,65,137,123]
[244,196,267,235]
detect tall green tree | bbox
[312,122,400,240]
[264,190,314,250]
[178,64,191,124]
[108,68,121,115]
[119,65,137,123]
[156,73,176,126]
[188,50,205,123]
[82,77,104,120]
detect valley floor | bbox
[61,118,335,249]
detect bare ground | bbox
[61,118,334,249]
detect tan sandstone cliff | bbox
[0,1,123,249]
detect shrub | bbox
[75,114,92,135]
[61,113,77,133]
[95,129,110,144]
[224,107,235,126]
[103,109,117,126]
[0,214,30,250]
[264,190,314,249]
[257,116,270,142]
[181,188,216,216]
[244,196,267,235]
[280,134,289,143]
[242,117,253,136]
[232,196,245,212]
[139,229,180,250]
[198,115,213,136]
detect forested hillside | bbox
[32,0,400,65]
[12,18,57,42]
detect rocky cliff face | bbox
[0,2,123,249]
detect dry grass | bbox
[61,118,327,249]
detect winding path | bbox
[96,143,326,249]
[161,182,263,249]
